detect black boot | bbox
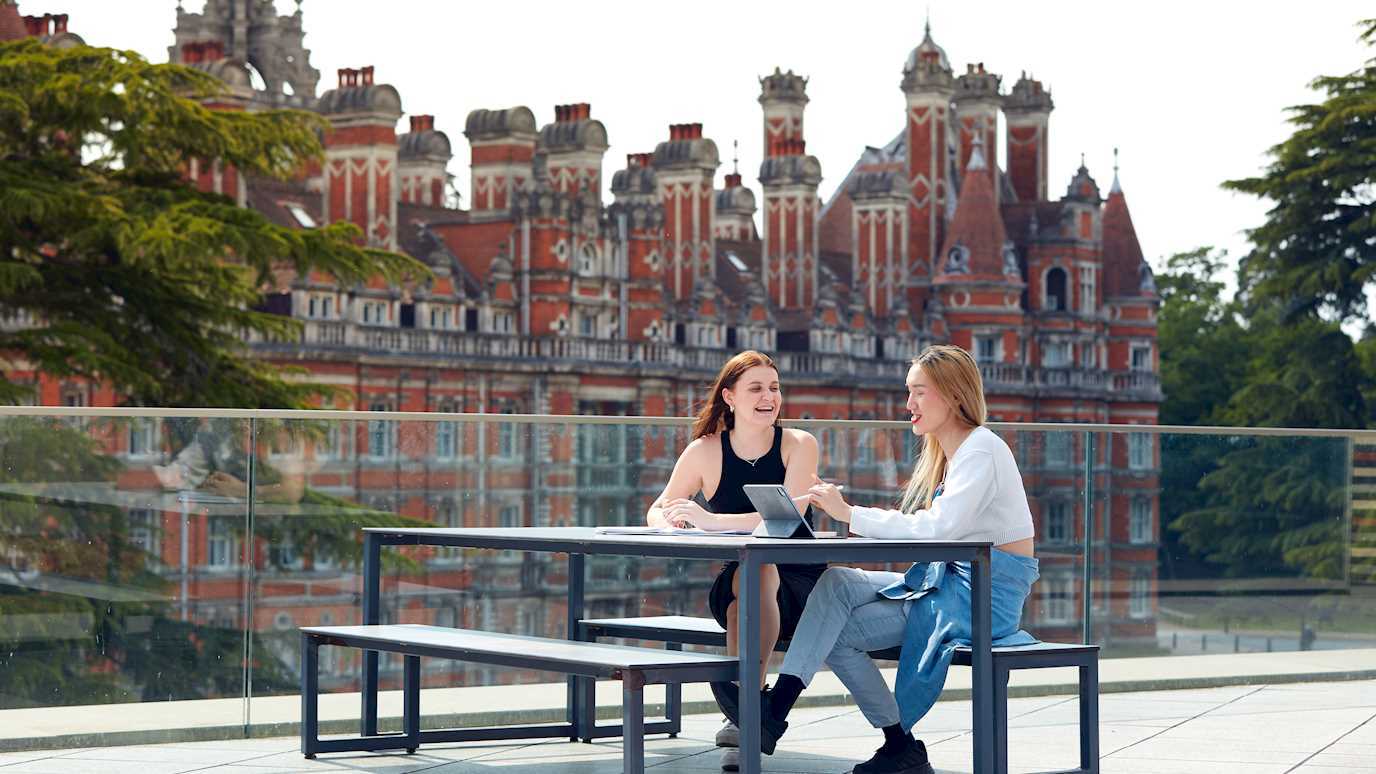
[852,737,932,774]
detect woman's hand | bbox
[202,471,247,497]
[661,498,718,529]
[807,474,851,523]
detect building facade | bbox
[2,1,1164,697]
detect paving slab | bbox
[5,649,1374,751]
[3,679,1373,774]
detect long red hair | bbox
[690,350,779,439]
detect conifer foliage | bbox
[0,40,424,407]
[1224,19,1376,323]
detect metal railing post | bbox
[1082,430,1094,646]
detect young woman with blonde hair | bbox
[645,350,821,769]
[725,345,1039,774]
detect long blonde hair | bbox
[690,350,779,439]
[899,345,988,512]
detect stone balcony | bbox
[256,320,1161,397]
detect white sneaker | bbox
[715,720,740,748]
[721,746,740,771]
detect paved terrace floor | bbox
[4,679,1373,774]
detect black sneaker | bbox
[715,685,788,756]
[710,681,739,723]
[852,738,933,774]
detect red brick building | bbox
[4,1,1164,692]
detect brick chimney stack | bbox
[464,107,537,218]
[538,102,608,201]
[1003,72,1054,202]
[399,114,453,207]
[653,122,720,299]
[318,65,404,248]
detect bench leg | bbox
[623,673,645,774]
[568,553,587,742]
[300,633,319,759]
[404,655,420,753]
[994,663,1010,774]
[665,642,682,737]
[1079,658,1100,773]
[577,674,597,742]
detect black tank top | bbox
[707,425,787,514]
[707,426,825,573]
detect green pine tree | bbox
[1223,19,1376,324]
[0,40,426,408]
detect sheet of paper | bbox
[594,526,754,536]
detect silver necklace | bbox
[735,434,769,466]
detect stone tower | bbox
[759,69,822,309]
[1004,73,1054,202]
[901,21,956,312]
[168,0,319,107]
[953,62,1002,190]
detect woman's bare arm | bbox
[646,440,706,527]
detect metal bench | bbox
[580,615,1100,774]
[300,624,737,773]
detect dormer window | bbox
[975,335,1001,363]
[360,301,389,325]
[1131,344,1153,372]
[578,243,598,275]
[1079,267,1096,315]
[1043,340,1072,368]
[1044,267,1068,311]
[305,293,335,319]
[284,203,316,229]
[428,305,455,330]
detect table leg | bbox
[971,546,993,774]
[403,655,420,753]
[566,552,587,742]
[361,532,381,737]
[622,672,645,774]
[300,633,319,758]
[737,553,762,774]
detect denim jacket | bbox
[877,550,1040,730]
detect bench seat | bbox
[579,615,1099,774]
[300,624,737,773]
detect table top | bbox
[362,526,992,563]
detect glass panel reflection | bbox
[0,415,249,729]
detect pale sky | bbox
[42,0,1373,274]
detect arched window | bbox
[1045,267,1068,311]
[578,244,598,275]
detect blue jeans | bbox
[779,566,908,727]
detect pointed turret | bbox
[935,137,1019,283]
[1102,150,1154,298]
